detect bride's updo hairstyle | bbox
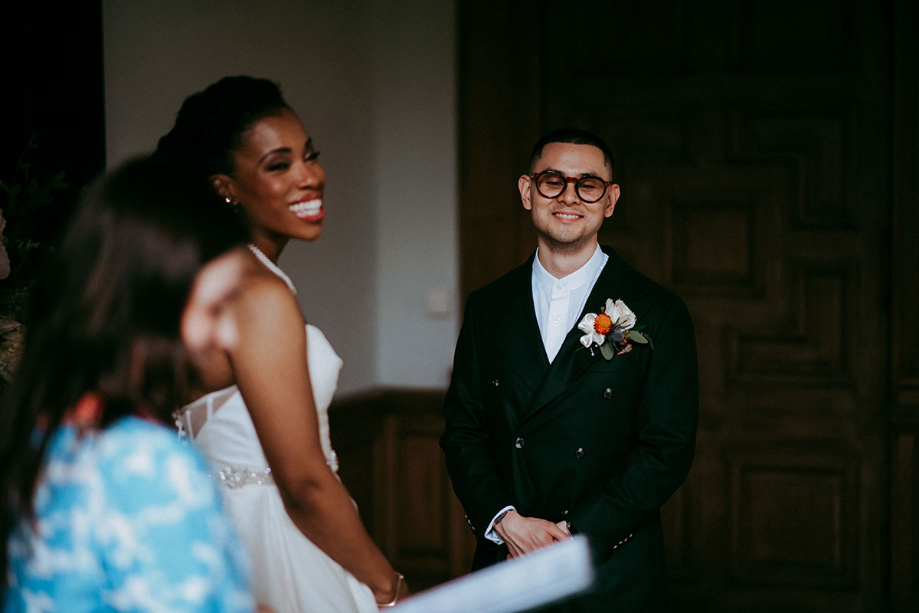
[155,75,292,203]
[0,156,246,584]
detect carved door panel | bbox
[460,1,891,610]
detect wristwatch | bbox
[493,509,511,526]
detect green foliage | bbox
[0,134,70,290]
[599,342,616,360]
[630,331,649,344]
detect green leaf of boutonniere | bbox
[629,330,654,349]
[630,331,648,344]
[599,342,616,360]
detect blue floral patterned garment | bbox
[4,416,255,612]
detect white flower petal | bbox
[577,313,597,335]
[579,330,605,349]
[607,302,623,325]
[613,299,637,329]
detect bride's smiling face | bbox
[213,108,326,247]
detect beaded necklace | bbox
[248,244,297,295]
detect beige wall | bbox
[103,0,458,393]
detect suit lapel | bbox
[521,248,634,423]
[488,256,550,396]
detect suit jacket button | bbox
[492,379,500,387]
[515,437,525,449]
[562,509,569,516]
[575,447,585,459]
[603,388,613,399]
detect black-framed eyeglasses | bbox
[528,171,612,203]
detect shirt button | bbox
[554,316,561,324]
[575,447,585,459]
[515,437,525,449]
[555,283,563,291]
[603,388,613,399]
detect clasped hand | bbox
[494,510,571,559]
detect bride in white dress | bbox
[158,76,408,612]
[178,257,375,612]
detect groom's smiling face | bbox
[518,142,619,255]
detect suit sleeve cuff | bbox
[484,505,516,544]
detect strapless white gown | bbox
[176,324,376,613]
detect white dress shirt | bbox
[484,244,608,544]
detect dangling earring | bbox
[225,196,238,207]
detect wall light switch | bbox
[425,288,453,318]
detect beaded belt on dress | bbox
[215,451,339,489]
[215,466,275,488]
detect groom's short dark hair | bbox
[529,127,615,179]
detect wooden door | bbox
[459,1,897,610]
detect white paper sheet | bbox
[391,536,594,613]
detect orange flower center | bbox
[594,313,613,335]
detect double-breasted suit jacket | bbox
[441,246,698,612]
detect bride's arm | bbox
[228,277,404,605]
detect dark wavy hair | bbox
[0,156,247,586]
[154,75,291,202]
[528,127,615,179]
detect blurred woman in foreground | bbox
[1,157,256,611]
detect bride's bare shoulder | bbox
[234,255,304,326]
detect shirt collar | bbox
[532,244,605,294]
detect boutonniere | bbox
[578,298,653,360]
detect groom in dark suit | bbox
[441,128,698,612]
